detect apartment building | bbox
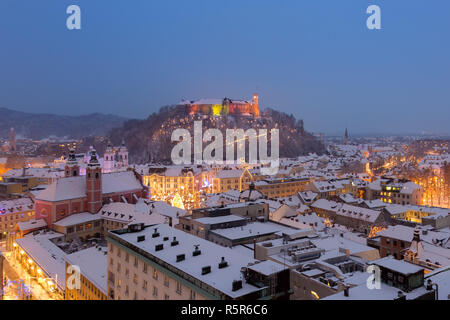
[0,198,35,241]
[212,168,253,193]
[106,223,289,300]
[367,179,423,205]
[252,177,309,198]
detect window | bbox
[153,286,158,298]
[143,263,147,274]
[164,294,170,300]
[176,282,182,295]
[133,274,138,284]
[117,248,121,257]
[153,268,158,280]
[134,257,138,268]
[125,253,129,262]
[117,263,121,273]
[143,280,148,291]
[190,290,196,300]
[164,276,170,288]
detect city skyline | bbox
[1,0,450,135]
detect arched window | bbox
[95,172,99,179]
[73,170,78,176]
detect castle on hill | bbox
[179,93,260,117]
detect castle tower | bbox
[118,140,129,168]
[252,93,260,117]
[65,148,80,177]
[103,142,115,173]
[86,149,102,214]
[9,128,16,152]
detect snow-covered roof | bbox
[247,260,286,276]
[35,171,142,202]
[0,197,34,216]
[371,256,424,275]
[336,204,381,223]
[16,218,47,231]
[209,222,280,241]
[100,201,168,226]
[323,281,428,300]
[216,169,246,179]
[53,212,101,227]
[195,214,246,225]
[425,267,450,300]
[2,168,65,179]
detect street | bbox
[1,242,62,300]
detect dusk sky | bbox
[1,0,449,135]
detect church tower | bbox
[65,148,80,177]
[252,93,260,117]
[344,128,349,145]
[86,149,102,214]
[118,140,129,168]
[9,128,16,152]
[103,142,115,173]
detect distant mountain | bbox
[109,105,326,164]
[0,107,128,139]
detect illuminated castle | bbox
[180,93,260,117]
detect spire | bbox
[344,128,349,145]
[409,227,424,258]
[412,228,421,243]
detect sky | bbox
[1,0,449,135]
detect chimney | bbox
[343,286,349,297]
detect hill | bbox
[0,107,128,139]
[109,105,325,164]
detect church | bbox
[102,141,129,173]
[34,149,146,228]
